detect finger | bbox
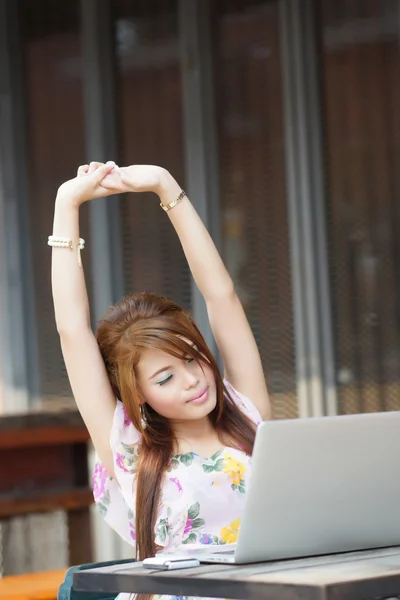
[77,164,89,177]
[88,161,103,174]
[92,161,117,183]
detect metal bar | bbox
[302,0,338,416]
[279,0,337,417]
[291,0,326,418]
[81,0,124,326]
[0,0,38,412]
[279,0,312,418]
[178,0,220,354]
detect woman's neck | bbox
[171,414,213,439]
[171,416,221,455]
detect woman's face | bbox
[137,345,217,422]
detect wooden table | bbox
[73,546,400,600]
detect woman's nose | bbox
[184,366,199,389]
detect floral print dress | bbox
[92,380,262,600]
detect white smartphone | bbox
[143,556,200,570]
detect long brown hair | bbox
[96,292,256,561]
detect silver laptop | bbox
[196,410,400,564]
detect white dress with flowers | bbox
[92,380,262,600]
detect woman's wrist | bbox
[156,169,183,206]
[55,190,81,210]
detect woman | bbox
[51,161,271,598]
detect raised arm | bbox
[156,172,271,420]
[51,162,119,474]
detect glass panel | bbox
[22,0,88,408]
[320,0,400,413]
[112,0,190,309]
[212,0,297,418]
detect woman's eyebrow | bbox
[149,366,172,380]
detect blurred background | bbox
[0,0,399,578]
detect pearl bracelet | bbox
[48,236,85,267]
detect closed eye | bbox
[158,374,173,386]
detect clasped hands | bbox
[56,161,170,207]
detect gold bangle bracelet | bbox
[160,190,187,212]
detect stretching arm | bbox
[51,163,119,473]
[156,171,271,420]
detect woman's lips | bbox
[187,387,209,405]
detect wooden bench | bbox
[0,569,67,600]
[0,411,93,574]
